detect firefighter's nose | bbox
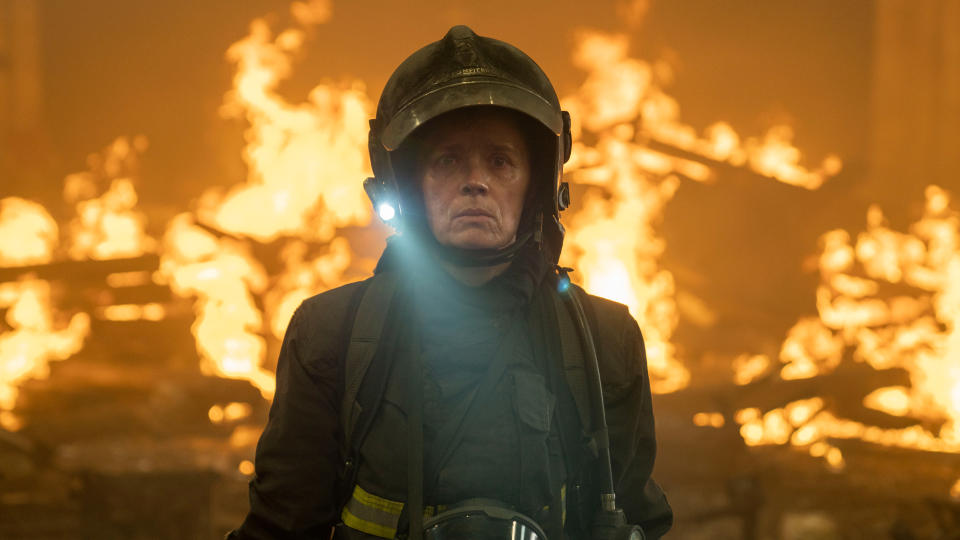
[460,162,489,196]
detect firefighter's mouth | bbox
[454,208,495,219]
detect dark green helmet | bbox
[364,25,572,266]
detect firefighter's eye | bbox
[491,154,512,168]
[435,153,458,168]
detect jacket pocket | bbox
[513,370,555,432]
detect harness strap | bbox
[405,339,425,540]
[551,285,592,442]
[342,272,399,451]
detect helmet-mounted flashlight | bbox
[364,176,400,226]
[377,203,397,222]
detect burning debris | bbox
[729,185,960,464]
[0,279,90,431]
[0,198,58,267]
[63,136,156,261]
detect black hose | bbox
[559,275,617,512]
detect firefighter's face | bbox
[418,109,530,250]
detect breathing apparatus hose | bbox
[558,268,645,540]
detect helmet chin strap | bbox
[427,230,534,268]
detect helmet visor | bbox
[380,79,562,151]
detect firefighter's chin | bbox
[437,220,517,251]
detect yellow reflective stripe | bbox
[341,485,401,538]
[541,484,567,526]
[353,484,404,515]
[341,485,445,538]
[561,483,566,525]
[342,506,397,539]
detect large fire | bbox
[13,0,959,500]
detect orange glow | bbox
[206,0,371,243]
[266,236,353,340]
[105,271,154,288]
[735,187,960,475]
[558,30,840,394]
[99,303,166,322]
[785,397,824,427]
[863,386,911,417]
[693,412,725,428]
[0,410,23,431]
[0,198,59,266]
[160,215,275,397]
[155,3,372,398]
[732,354,771,385]
[0,279,90,418]
[65,137,156,261]
[209,402,253,424]
[824,446,845,471]
[230,425,262,449]
[743,126,842,190]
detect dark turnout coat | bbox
[232,247,673,540]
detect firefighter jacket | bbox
[232,240,673,539]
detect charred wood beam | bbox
[640,136,863,189]
[829,438,960,467]
[657,359,916,430]
[0,254,160,284]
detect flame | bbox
[559,31,838,393]
[0,198,58,266]
[160,214,275,396]
[158,1,372,395]
[207,0,370,243]
[264,236,353,340]
[735,186,960,474]
[732,353,771,385]
[0,279,90,427]
[742,126,842,190]
[863,386,911,417]
[65,137,156,260]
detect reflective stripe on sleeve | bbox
[341,485,444,539]
[341,485,403,538]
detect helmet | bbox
[364,25,572,266]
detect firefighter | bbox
[230,25,672,540]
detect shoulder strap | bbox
[551,285,594,434]
[341,271,400,453]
